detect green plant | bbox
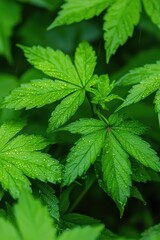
[0,0,160,239]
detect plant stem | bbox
[67,175,96,213]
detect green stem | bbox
[67,175,96,213]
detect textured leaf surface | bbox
[35,182,60,221]
[63,130,106,185]
[0,121,62,198]
[74,42,96,86]
[117,78,160,110]
[62,118,106,135]
[118,62,160,86]
[48,90,85,131]
[101,133,131,215]
[48,0,110,29]
[103,0,141,62]
[1,79,78,110]
[143,0,160,28]
[154,89,160,113]
[113,130,160,171]
[0,0,21,62]
[18,45,81,86]
[57,225,103,240]
[15,191,56,240]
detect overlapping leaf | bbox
[1,42,97,130]
[103,0,141,62]
[0,191,103,240]
[48,0,110,29]
[101,133,131,215]
[63,114,160,213]
[117,62,160,123]
[0,121,62,198]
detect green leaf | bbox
[63,129,106,185]
[140,224,160,240]
[154,89,160,114]
[0,218,21,240]
[1,79,78,110]
[61,118,106,135]
[113,130,160,172]
[0,0,21,62]
[143,0,160,29]
[130,185,146,205]
[103,0,141,62]
[101,132,131,215]
[48,90,85,131]
[0,121,62,198]
[91,75,122,109]
[113,120,147,135]
[116,62,160,112]
[117,78,160,110]
[35,182,60,221]
[15,191,56,240]
[62,213,100,226]
[57,225,104,240]
[18,45,82,86]
[74,42,96,87]
[48,0,111,29]
[118,62,160,86]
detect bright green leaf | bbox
[0,218,21,240]
[0,121,62,198]
[103,0,141,62]
[101,132,131,215]
[61,118,106,135]
[48,90,85,131]
[1,79,78,110]
[74,42,96,87]
[15,191,56,240]
[48,0,111,29]
[63,129,106,186]
[113,130,160,172]
[57,225,104,240]
[143,0,160,29]
[18,45,82,86]
[118,62,160,86]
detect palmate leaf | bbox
[2,42,97,130]
[101,132,131,215]
[142,0,160,29]
[103,0,141,62]
[48,0,111,29]
[0,121,62,198]
[63,129,106,186]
